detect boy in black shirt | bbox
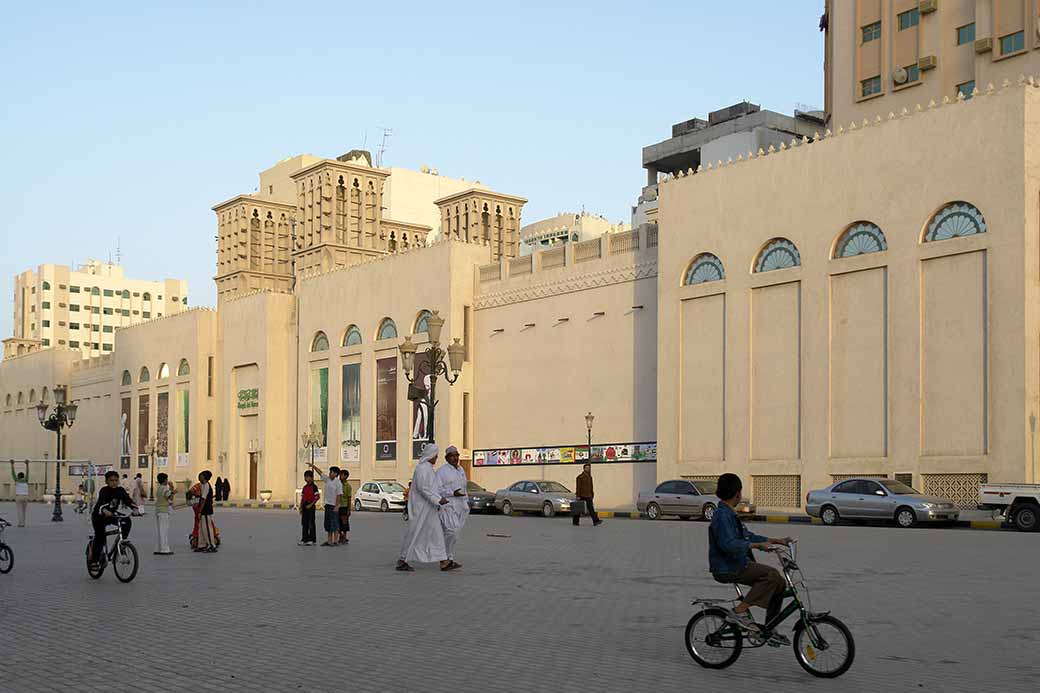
[90,470,138,566]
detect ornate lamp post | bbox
[585,411,595,452]
[398,310,464,447]
[301,423,323,473]
[145,437,158,501]
[36,384,78,522]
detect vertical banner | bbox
[375,357,397,461]
[156,392,169,468]
[120,397,132,469]
[137,394,150,469]
[341,363,361,463]
[411,351,432,459]
[177,388,190,467]
[310,367,329,447]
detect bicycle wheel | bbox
[86,540,105,579]
[0,543,12,574]
[113,542,139,583]
[794,615,855,678]
[685,608,743,669]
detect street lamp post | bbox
[146,437,157,501]
[301,424,322,474]
[398,311,464,449]
[36,385,78,522]
[585,411,595,454]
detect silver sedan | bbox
[805,477,959,528]
[494,480,573,517]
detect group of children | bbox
[299,464,351,546]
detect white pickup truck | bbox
[978,484,1040,531]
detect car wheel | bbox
[380,499,389,512]
[1013,504,1040,532]
[502,500,513,516]
[702,503,716,522]
[646,502,661,520]
[820,505,839,526]
[895,506,917,528]
[542,502,555,518]
[354,499,362,512]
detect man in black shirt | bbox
[90,470,138,566]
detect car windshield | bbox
[538,482,571,493]
[381,483,405,494]
[878,479,918,495]
[467,481,486,492]
[695,480,718,496]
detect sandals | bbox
[396,561,415,572]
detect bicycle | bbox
[0,518,13,574]
[85,511,139,583]
[685,540,855,678]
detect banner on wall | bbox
[176,453,189,468]
[310,367,329,446]
[375,357,397,461]
[156,391,169,469]
[411,351,432,459]
[340,363,361,463]
[120,397,132,469]
[177,389,190,455]
[472,441,657,467]
[138,394,150,469]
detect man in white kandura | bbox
[396,444,452,572]
[436,445,469,570]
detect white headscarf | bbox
[419,443,439,464]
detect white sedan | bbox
[354,481,406,512]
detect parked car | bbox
[637,479,755,520]
[494,480,574,517]
[354,481,407,512]
[979,482,1040,531]
[805,477,959,528]
[466,480,497,513]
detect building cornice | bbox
[474,259,658,310]
[290,158,391,181]
[434,188,528,206]
[211,194,296,213]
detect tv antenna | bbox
[376,127,392,167]
[115,237,122,265]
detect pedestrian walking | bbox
[298,470,320,546]
[307,463,342,546]
[435,445,469,569]
[195,470,217,553]
[396,444,451,572]
[74,484,87,514]
[131,473,146,515]
[121,473,131,495]
[338,469,352,544]
[153,472,176,555]
[573,463,602,526]
[222,477,230,501]
[10,462,29,527]
[215,476,224,501]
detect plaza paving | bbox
[0,501,1036,692]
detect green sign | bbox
[237,388,259,414]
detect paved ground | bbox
[0,502,1035,692]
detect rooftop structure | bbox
[519,211,630,256]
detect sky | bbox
[0,2,824,340]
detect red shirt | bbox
[301,482,319,507]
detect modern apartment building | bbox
[824,0,1040,125]
[10,260,188,359]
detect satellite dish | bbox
[892,67,908,84]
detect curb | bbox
[745,513,1005,531]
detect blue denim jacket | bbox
[708,502,767,577]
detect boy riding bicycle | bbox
[708,473,792,645]
[89,470,138,568]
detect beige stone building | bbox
[519,211,629,255]
[10,259,187,359]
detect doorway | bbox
[249,453,258,500]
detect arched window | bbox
[122,290,130,299]
[684,253,726,285]
[753,238,801,273]
[91,287,100,296]
[143,292,151,301]
[140,367,151,383]
[342,325,362,347]
[377,318,398,341]
[5,394,10,407]
[121,370,132,386]
[834,222,887,258]
[41,387,49,402]
[311,331,330,352]
[17,392,23,405]
[29,388,36,403]
[414,310,433,334]
[924,201,987,242]
[177,359,190,376]
[42,281,51,290]
[158,362,170,379]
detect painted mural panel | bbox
[375,357,397,461]
[120,397,132,469]
[156,392,169,469]
[138,394,150,469]
[341,363,361,463]
[472,442,656,466]
[177,388,190,467]
[411,351,432,459]
[310,367,329,447]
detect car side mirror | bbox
[875,490,885,496]
[531,488,540,494]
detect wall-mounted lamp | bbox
[492,328,505,334]
[592,311,606,317]
[523,322,536,328]
[557,317,569,323]
[631,305,644,310]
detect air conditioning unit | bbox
[975,36,993,53]
[919,0,938,14]
[892,67,909,85]
[918,54,938,71]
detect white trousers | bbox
[15,499,28,527]
[155,511,171,553]
[443,527,461,560]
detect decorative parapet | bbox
[479,263,502,283]
[574,237,602,263]
[657,76,1039,186]
[113,306,217,331]
[609,229,640,255]
[541,246,566,270]
[71,354,114,371]
[508,255,533,277]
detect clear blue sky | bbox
[0,2,824,339]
